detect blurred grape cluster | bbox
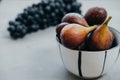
[8,0,82,39]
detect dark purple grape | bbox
[9,21,15,25]
[27,15,34,24]
[30,24,39,32]
[41,0,49,7]
[34,14,40,22]
[49,2,55,9]
[16,25,23,32]
[44,5,51,13]
[38,10,44,16]
[15,14,23,21]
[65,4,71,12]
[7,25,15,32]
[55,2,61,9]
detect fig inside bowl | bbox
[57,27,120,79]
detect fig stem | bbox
[104,16,112,25]
[88,25,97,32]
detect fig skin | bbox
[56,22,69,43]
[84,7,107,26]
[62,13,89,27]
[60,23,97,50]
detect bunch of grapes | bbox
[8,0,82,39]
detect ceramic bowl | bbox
[58,27,120,79]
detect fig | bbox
[87,16,114,51]
[62,13,89,27]
[60,23,97,50]
[56,22,69,43]
[84,7,107,26]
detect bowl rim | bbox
[60,43,120,52]
[81,45,120,53]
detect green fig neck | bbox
[101,16,112,29]
[87,25,97,32]
[104,16,112,25]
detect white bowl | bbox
[58,27,120,79]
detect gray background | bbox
[0,0,120,80]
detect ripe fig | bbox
[56,22,69,43]
[62,13,89,27]
[87,16,114,51]
[84,7,107,26]
[60,23,97,50]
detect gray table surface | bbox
[0,0,120,80]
